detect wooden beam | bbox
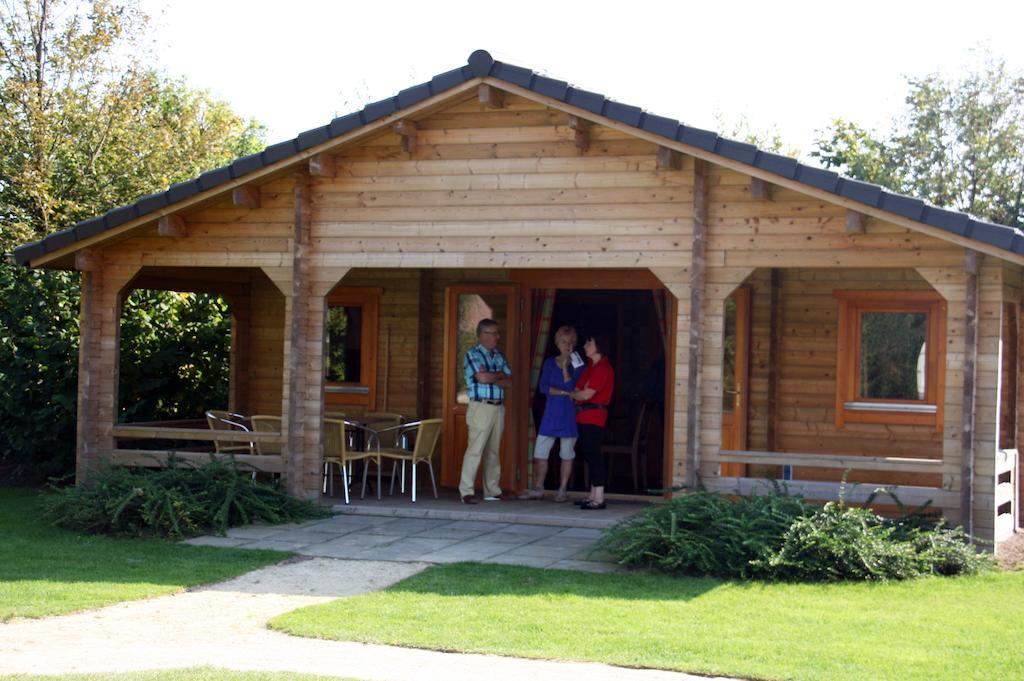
[232,185,261,209]
[308,153,336,178]
[567,115,590,153]
[750,177,772,201]
[656,146,682,170]
[685,158,709,488]
[74,249,101,272]
[961,249,982,535]
[845,209,867,234]
[285,169,313,497]
[157,214,187,237]
[394,120,419,154]
[766,268,781,451]
[478,83,505,109]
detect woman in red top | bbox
[571,333,615,510]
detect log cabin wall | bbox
[244,270,286,416]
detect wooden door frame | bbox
[510,269,677,499]
[441,283,522,491]
[721,286,752,476]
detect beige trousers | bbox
[459,401,504,498]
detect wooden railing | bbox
[111,423,286,473]
[703,449,957,510]
[995,449,1018,538]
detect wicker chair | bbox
[205,410,253,453]
[323,417,382,504]
[363,411,406,448]
[249,415,283,456]
[378,419,443,502]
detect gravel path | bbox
[0,557,725,681]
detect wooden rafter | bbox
[309,153,336,178]
[157,214,187,237]
[478,83,505,109]
[232,185,261,209]
[845,209,867,234]
[394,120,419,154]
[656,146,682,170]
[750,177,772,201]
[567,115,590,153]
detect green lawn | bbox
[270,562,1024,681]
[0,669,355,681]
[0,487,289,621]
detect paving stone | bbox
[351,537,460,561]
[482,554,559,569]
[441,520,511,532]
[489,524,564,537]
[417,541,513,563]
[549,559,625,573]
[554,527,605,539]
[529,535,600,548]
[265,529,347,544]
[224,525,288,540]
[300,543,368,559]
[236,539,308,551]
[362,518,444,535]
[473,531,543,545]
[183,536,248,548]
[412,527,487,540]
[513,543,587,559]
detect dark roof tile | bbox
[715,138,758,165]
[795,165,840,193]
[75,216,107,240]
[166,180,200,204]
[134,191,168,216]
[104,205,138,228]
[12,241,45,265]
[491,62,533,88]
[677,125,718,152]
[468,49,495,77]
[968,219,1016,250]
[397,82,433,109]
[921,206,970,236]
[231,153,264,178]
[198,166,232,190]
[297,125,332,151]
[566,87,605,114]
[639,113,680,139]
[328,113,363,137]
[1012,232,1024,255]
[879,191,925,221]
[262,140,298,165]
[604,101,643,127]
[755,151,799,179]
[44,228,77,252]
[361,97,398,123]
[837,178,883,206]
[531,75,569,100]
[431,66,470,92]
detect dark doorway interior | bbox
[532,289,666,495]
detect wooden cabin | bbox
[14,50,1021,545]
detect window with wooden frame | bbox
[324,288,381,409]
[834,291,946,429]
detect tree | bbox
[0,0,265,480]
[812,54,1024,228]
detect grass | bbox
[0,669,356,681]
[0,487,289,621]
[270,562,1024,681]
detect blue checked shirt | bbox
[464,344,512,401]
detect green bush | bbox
[43,459,331,539]
[595,490,813,579]
[599,491,994,582]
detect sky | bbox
[139,0,1024,161]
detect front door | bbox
[721,286,751,476]
[441,284,520,491]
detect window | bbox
[834,291,946,429]
[324,288,380,408]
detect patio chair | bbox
[323,417,383,504]
[378,419,442,502]
[249,415,283,456]
[205,410,253,453]
[601,402,648,492]
[363,411,406,448]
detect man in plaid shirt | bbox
[459,318,514,504]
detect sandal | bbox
[554,491,569,503]
[573,498,592,507]
[580,500,606,510]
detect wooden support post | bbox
[567,116,590,153]
[750,177,772,201]
[766,268,781,452]
[685,158,709,488]
[961,249,982,536]
[478,83,505,109]
[285,170,313,497]
[308,153,336,178]
[232,185,261,210]
[845,209,867,234]
[394,120,419,154]
[157,214,187,237]
[656,147,683,170]
[75,249,101,272]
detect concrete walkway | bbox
[185,504,630,572]
[0,558,731,681]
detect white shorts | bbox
[534,434,577,460]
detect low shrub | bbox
[598,491,994,582]
[44,458,331,539]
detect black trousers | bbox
[577,423,607,488]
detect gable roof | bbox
[13,49,1024,267]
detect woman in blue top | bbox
[519,325,584,502]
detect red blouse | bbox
[574,356,614,427]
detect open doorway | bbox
[529,288,669,496]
